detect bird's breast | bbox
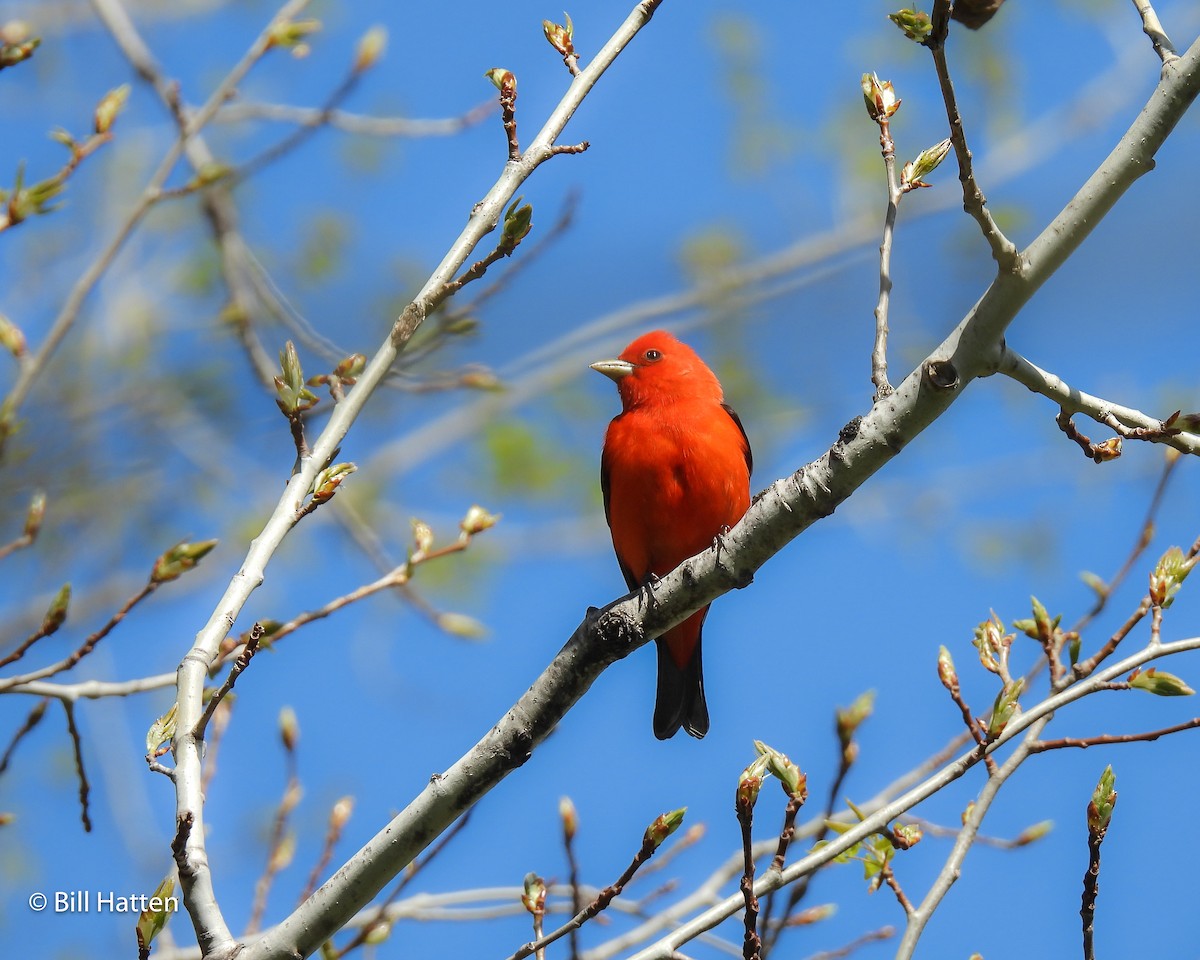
[604,405,750,580]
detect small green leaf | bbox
[1129,667,1194,697]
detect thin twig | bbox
[1030,718,1200,752]
[330,811,473,957]
[215,98,495,136]
[997,347,1200,457]
[805,926,896,960]
[1081,770,1116,960]
[1074,533,1200,679]
[0,697,49,775]
[246,763,302,936]
[0,582,157,692]
[926,0,1019,269]
[507,825,669,960]
[735,784,762,960]
[195,623,263,737]
[1071,452,1178,636]
[62,700,92,832]
[299,797,354,904]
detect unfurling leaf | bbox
[145,704,178,755]
[1128,667,1195,697]
[861,72,900,121]
[644,807,686,849]
[1087,765,1116,834]
[888,9,933,41]
[134,874,176,956]
[151,540,218,583]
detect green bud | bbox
[329,795,354,831]
[1128,667,1195,697]
[861,72,900,122]
[559,795,578,841]
[278,705,300,752]
[410,518,435,559]
[738,754,768,808]
[1093,437,1122,461]
[275,341,319,414]
[1013,819,1054,846]
[485,68,517,95]
[501,196,533,251]
[887,9,933,41]
[1087,765,1116,834]
[42,582,70,634]
[23,490,45,539]
[891,821,922,849]
[521,872,546,914]
[936,645,958,691]
[645,807,686,849]
[0,314,26,357]
[0,27,39,71]
[1080,570,1108,599]
[333,353,367,381]
[268,17,322,50]
[134,874,176,955]
[353,25,387,72]
[460,504,500,537]
[986,678,1023,738]
[902,137,951,187]
[151,539,218,583]
[311,462,356,505]
[269,830,297,872]
[754,740,806,799]
[145,704,178,755]
[436,612,488,640]
[1149,545,1194,608]
[363,921,391,945]
[835,690,875,746]
[972,613,1010,675]
[94,84,130,135]
[543,13,576,58]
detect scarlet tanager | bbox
[592,330,752,739]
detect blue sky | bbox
[2,1,1199,958]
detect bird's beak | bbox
[590,359,634,382]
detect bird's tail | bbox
[653,635,709,740]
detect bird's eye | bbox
[643,349,663,363]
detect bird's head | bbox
[590,330,723,409]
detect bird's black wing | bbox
[721,403,754,476]
[600,440,640,592]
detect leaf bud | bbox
[94,84,130,135]
[354,25,388,73]
[460,504,500,537]
[1087,765,1116,835]
[559,795,578,840]
[887,9,933,41]
[645,807,686,849]
[42,582,71,633]
[861,73,900,122]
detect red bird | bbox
[592,331,752,739]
